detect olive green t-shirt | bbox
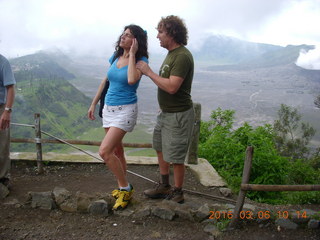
[158,46,194,112]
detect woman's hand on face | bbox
[130,38,139,56]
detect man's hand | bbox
[136,61,152,77]
[0,111,11,130]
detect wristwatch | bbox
[4,107,12,113]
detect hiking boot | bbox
[144,183,171,199]
[112,187,134,210]
[0,178,11,190]
[165,187,184,203]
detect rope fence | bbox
[10,112,236,204]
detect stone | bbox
[29,191,56,210]
[88,200,109,216]
[186,158,226,187]
[290,210,310,224]
[113,208,134,217]
[219,188,232,197]
[242,203,256,211]
[203,223,221,237]
[174,207,194,221]
[76,191,94,213]
[59,198,77,212]
[53,187,72,205]
[224,203,235,210]
[301,209,318,218]
[308,219,320,229]
[133,207,151,219]
[152,206,175,220]
[275,218,298,230]
[0,183,9,199]
[194,203,210,222]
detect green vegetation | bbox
[12,77,100,152]
[274,104,316,160]
[315,95,320,109]
[199,106,320,204]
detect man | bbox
[0,54,16,193]
[137,15,194,203]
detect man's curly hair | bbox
[157,15,188,46]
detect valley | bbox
[9,37,320,153]
[68,58,320,145]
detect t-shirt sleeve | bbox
[170,54,192,79]
[2,60,16,86]
[139,56,149,64]
[109,53,116,64]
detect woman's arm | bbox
[88,76,107,120]
[128,38,142,85]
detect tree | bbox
[273,104,316,160]
[314,95,320,109]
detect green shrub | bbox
[199,108,320,204]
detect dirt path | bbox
[0,161,319,240]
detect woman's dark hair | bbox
[114,24,149,60]
[157,15,188,46]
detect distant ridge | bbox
[193,35,283,65]
[189,34,315,70]
[10,52,75,82]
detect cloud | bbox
[296,46,320,70]
[1,0,319,58]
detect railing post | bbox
[228,146,253,230]
[34,113,44,174]
[187,102,201,164]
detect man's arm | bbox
[0,85,15,130]
[136,61,183,94]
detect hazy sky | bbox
[0,0,319,68]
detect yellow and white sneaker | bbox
[112,185,134,210]
[111,189,120,199]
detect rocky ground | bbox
[0,161,319,240]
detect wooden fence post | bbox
[34,113,44,174]
[228,146,254,229]
[187,102,201,164]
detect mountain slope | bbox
[205,44,315,71]
[193,35,283,65]
[11,52,75,82]
[10,53,99,151]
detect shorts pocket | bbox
[165,137,189,163]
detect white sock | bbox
[120,184,131,191]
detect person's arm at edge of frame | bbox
[0,84,15,130]
[88,77,107,120]
[136,61,183,94]
[128,38,143,85]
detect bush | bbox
[199,108,320,204]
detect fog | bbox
[0,0,319,68]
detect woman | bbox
[88,25,148,210]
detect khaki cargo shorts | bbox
[152,107,195,164]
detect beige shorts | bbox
[102,103,138,132]
[152,107,195,164]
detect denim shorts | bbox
[152,107,195,164]
[102,103,138,132]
